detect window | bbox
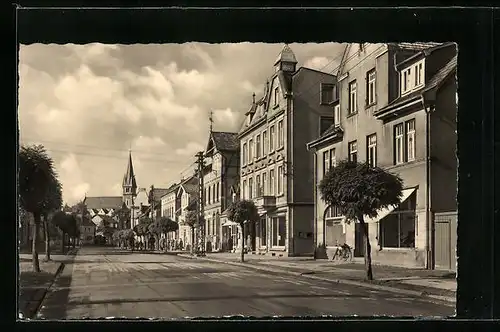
[334,104,341,127]
[216,182,220,202]
[212,185,216,204]
[274,87,279,106]
[406,119,416,161]
[367,69,376,105]
[260,217,267,247]
[269,170,275,195]
[262,172,267,195]
[325,220,345,247]
[330,148,336,168]
[278,120,284,148]
[277,165,283,195]
[401,67,411,94]
[379,193,416,248]
[256,174,261,197]
[262,131,268,155]
[323,151,330,176]
[248,139,254,162]
[256,134,261,159]
[269,126,275,151]
[367,134,377,167]
[242,180,247,199]
[348,80,357,114]
[242,143,248,165]
[271,217,286,247]
[414,61,424,87]
[348,141,358,163]
[320,117,334,135]
[320,83,335,104]
[248,178,253,199]
[206,187,209,205]
[394,123,405,164]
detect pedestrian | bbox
[179,239,184,250]
[227,236,233,252]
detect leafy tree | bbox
[319,160,403,280]
[113,205,131,230]
[184,210,199,255]
[226,200,259,262]
[19,144,60,272]
[41,176,63,261]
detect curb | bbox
[177,254,455,305]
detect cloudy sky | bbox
[19,42,345,205]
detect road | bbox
[37,247,454,319]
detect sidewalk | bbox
[18,249,78,319]
[178,252,456,304]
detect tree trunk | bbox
[32,213,41,273]
[240,223,245,263]
[190,226,195,255]
[43,213,51,261]
[359,217,373,281]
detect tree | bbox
[226,200,259,262]
[319,160,403,280]
[41,176,63,261]
[184,210,199,255]
[51,211,69,253]
[113,205,131,230]
[19,144,60,272]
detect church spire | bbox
[123,150,137,190]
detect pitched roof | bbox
[150,188,170,202]
[178,176,199,197]
[274,44,298,65]
[211,131,239,152]
[123,151,137,189]
[423,55,457,92]
[391,42,443,51]
[85,196,123,210]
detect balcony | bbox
[252,195,276,210]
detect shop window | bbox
[260,217,267,247]
[379,193,416,248]
[272,217,286,247]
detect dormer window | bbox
[274,87,279,106]
[400,59,425,95]
[334,104,341,127]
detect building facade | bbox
[160,183,181,242]
[80,217,96,245]
[202,131,240,252]
[176,175,199,250]
[238,44,337,257]
[307,42,457,269]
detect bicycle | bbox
[332,243,353,262]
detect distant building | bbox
[80,217,96,245]
[176,175,199,249]
[160,183,181,242]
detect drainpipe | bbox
[421,94,433,270]
[312,149,318,257]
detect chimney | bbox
[252,93,256,104]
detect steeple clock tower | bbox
[122,151,137,209]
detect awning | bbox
[364,187,416,223]
[222,220,238,227]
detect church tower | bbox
[274,44,298,73]
[122,151,137,209]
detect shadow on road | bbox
[35,254,78,320]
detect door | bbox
[435,220,451,270]
[354,223,368,257]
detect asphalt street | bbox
[36,247,455,319]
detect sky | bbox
[19,42,346,205]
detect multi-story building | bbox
[79,217,96,245]
[176,175,199,249]
[307,42,457,269]
[160,183,181,241]
[237,44,337,257]
[202,131,240,252]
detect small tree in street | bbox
[41,176,63,261]
[226,200,259,263]
[319,160,403,280]
[184,210,199,255]
[19,145,60,272]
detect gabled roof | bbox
[177,176,199,197]
[92,214,116,224]
[423,55,457,93]
[209,131,239,152]
[160,183,180,199]
[84,196,123,210]
[149,188,170,202]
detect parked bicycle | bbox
[332,243,353,262]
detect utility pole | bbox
[195,151,206,256]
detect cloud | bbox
[59,153,91,204]
[19,42,345,199]
[175,142,205,157]
[303,56,331,71]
